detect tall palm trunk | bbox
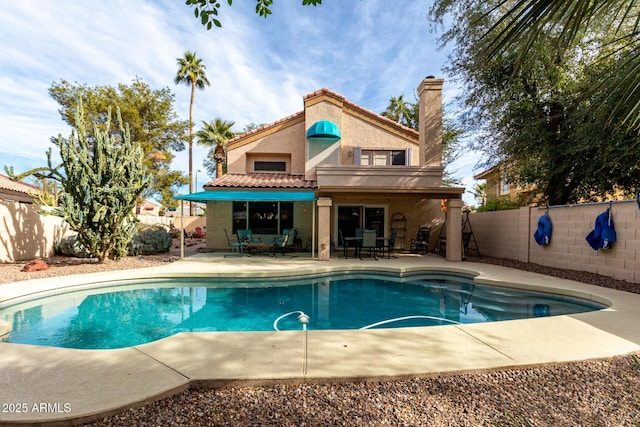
[214,144,225,178]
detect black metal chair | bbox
[380,228,398,259]
[410,226,431,254]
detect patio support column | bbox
[317,197,332,261]
[446,198,463,261]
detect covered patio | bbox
[174,187,465,262]
[174,189,318,259]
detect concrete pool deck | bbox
[1,253,639,425]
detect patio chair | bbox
[223,228,243,256]
[272,228,298,256]
[237,229,260,244]
[410,226,431,254]
[359,229,378,260]
[380,228,398,259]
[195,227,205,238]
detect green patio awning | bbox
[174,190,317,202]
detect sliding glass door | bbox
[336,204,386,245]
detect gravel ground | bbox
[1,253,639,426]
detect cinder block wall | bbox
[469,208,529,262]
[470,201,640,283]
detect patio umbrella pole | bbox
[180,200,184,259]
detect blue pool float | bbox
[533,213,552,245]
[586,208,616,250]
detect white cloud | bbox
[0,0,482,195]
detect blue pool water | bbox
[0,272,605,349]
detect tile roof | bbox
[205,173,317,189]
[0,174,40,194]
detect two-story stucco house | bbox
[177,77,465,261]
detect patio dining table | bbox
[245,242,276,256]
[341,236,390,259]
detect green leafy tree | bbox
[483,0,640,130]
[175,51,210,212]
[429,0,640,204]
[8,101,148,262]
[242,122,268,133]
[187,0,323,29]
[48,78,188,206]
[195,118,237,179]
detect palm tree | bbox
[195,118,236,179]
[470,182,487,209]
[381,95,416,129]
[486,0,640,129]
[174,51,210,214]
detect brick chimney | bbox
[417,76,444,167]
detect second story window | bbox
[355,149,410,166]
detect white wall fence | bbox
[0,201,205,262]
[469,200,640,283]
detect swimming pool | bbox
[0,272,606,349]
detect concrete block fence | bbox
[3,198,639,285]
[470,200,640,283]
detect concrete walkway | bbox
[1,254,639,425]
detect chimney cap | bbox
[426,75,436,79]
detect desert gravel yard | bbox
[1,254,639,426]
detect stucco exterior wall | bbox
[339,114,419,166]
[470,201,640,283]
[227,121,306,175]
[0,201,74,262]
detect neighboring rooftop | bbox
[0,174,39,203]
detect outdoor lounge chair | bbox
[410,226,431,254]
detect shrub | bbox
[478,195,522,212]
[54,235,93,258]
[127,225,173,255]
[55,225,172,258]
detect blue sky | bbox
[0,0,482,204]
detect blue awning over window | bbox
[174,190,317,202]
[306,120,341,142]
